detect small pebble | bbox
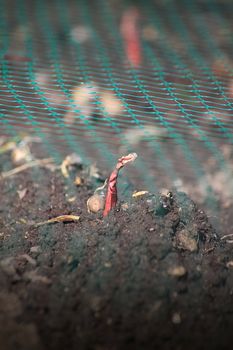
[17,188,27,200]
[121,203,129,211]
[226,261,233,268]
[172,312,181,324]
[104,262,112,268]
[168,266,187,277]
[176,229,198,252]
[30,246,41,254]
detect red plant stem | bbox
[103,153,137,217]
[121,7,141,67]
[103,168,119,217]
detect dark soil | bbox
[1,148,233,350]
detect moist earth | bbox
[0,152,233,350]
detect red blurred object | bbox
[3,54,31,63]
[121,7,141,67]
[103,153,137,216]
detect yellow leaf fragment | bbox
[34,215,80,227]
[132,190,149,198]
[19,218,28,224]
[0,141,16,154]
[67,196,76,203]
[61,159,69,178]
[74,176,84,186]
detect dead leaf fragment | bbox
[67,196,76,203]
[74,176,84,186]
[121,203,129,210]
[17,188,27,199]
[172,312,181,324]
[61,159,70,178]
[61,153,83,178]
[11,144,32,164]
[132,190,149,198]
[168,266,187,277]
[34,215,80,227]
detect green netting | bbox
[0,0,233,210]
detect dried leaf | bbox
[11,144,32,164]
[34,215,80,227]
[132,190,148,198]
[17,188,27,199]
[61,159,69,178]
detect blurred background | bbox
[0,0,232,227]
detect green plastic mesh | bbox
[0,0,233,210]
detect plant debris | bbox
[61,153,83,178]
[74,176,84,186]
[33,215,80,227]
[132,190,149,198]
[17,188,27,200]
[11,143,32,164]
[0,158,54,179]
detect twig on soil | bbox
[87,179,108,213]
[33,215,80,227]
[103,153,137,216]
[220,233,233,241]
[0,158,54,179]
